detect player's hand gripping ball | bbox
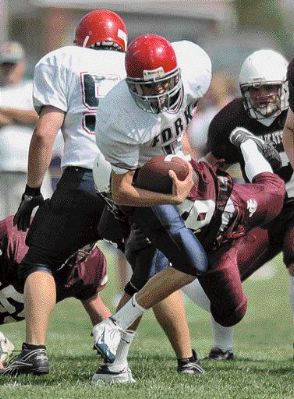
[135,155,190,193]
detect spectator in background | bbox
[183,71,237,158]
[0,41,53,219]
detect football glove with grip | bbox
[13,185,44,232]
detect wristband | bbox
[24,185,41,196]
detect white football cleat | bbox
[92,318,123,363]
[0,332,15,366]
[91,364,136,384]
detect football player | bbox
[92,128,285,375]
[9,9,128,376]
[185,49,293,360]
[92,35,285,381]
[283,57,294,169]
[0,215,110,373]
[93,34,212,382]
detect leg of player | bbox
[92,268,196,364]
[0,271,53,376]
[229,129,274,182]
[24,271,56,346]
[92,289,203,384]
[229,127,281,177]
[92,292,137,384]
[182,279,234,360]
[152,291,204,374]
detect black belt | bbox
[64,166,92,173]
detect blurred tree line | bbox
[235,0,292,57]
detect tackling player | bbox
[92,35,285,381]
[92,128,285,375]
[185,49,293,360]
[0,215,110,374]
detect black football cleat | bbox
[208,347,235,361]
[177,349,205,374]
[0,343,49,376]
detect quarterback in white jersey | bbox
[8,10,128,377]
[92,35,212,383]
[97,40,211,174]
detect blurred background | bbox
[1,0,293,218]
[1,0,294,79]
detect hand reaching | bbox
[13,186,44,231]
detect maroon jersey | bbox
[288,58,294,112]
[207,98,293,194]
[0,216,107,324]
[180,160,284,251]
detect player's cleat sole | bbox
[92,364,135,384]
[229,127,281,171]
[0,343,49,376]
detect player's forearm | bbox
[27,132,54,188]
[0,107,38,125]
[82,296,112,325]
[0,112,12,126]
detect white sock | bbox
[182,279,210,311]
[112,294,146,330]
[240,139,272,182]
[289,275,294,318]
[211,315,234,351]
[107,330,136,372]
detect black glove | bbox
[13,185,44,231]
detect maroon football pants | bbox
[198,172,285,326]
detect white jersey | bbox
[33,45,126,170]
[0,81,35,172]
[96,41,212,174]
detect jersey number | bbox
[81,72,121,134]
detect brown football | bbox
[135,155,190,193]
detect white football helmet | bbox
[239,49,288,120]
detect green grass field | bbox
[0,246,293,399]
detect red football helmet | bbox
[74,9,128,52]
[125,34,183,114]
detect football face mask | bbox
[126,67,183,114]
[242,83,284,119]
